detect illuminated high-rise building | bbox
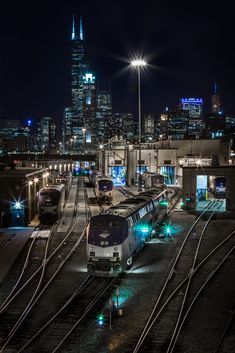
[211,82,221,114]
[96,90,112,143]
[63,16,92,152]
[167,109,189,139]
[106,113,134,141]
[143,113,155,142]
[71,15,89,121]
[180,98,203,118]
[38,117,56,152]
[83,73,96,148]
[180,98,203,136]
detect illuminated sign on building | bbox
[83,73,95,84]
[181,98,203,104]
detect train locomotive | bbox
[208,176,226,198]
[86,188,168,276]
[37,184,66,223]
[95,175,114,203]
[141,172,165,189]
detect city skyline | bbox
[0,1,234,124]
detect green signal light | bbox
[140,227,149,234]
[97,313,105,327]
[160,200,168,207]
[135,223,151,235]
[162,223,174,237]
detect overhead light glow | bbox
[131,59,147,67]
[13,200,23,209]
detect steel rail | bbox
[168,246,235,353]
[16,275,94,353]
[51,278,116,353]
[133,221,235,353]
[0,224,53,352]
[0,223,42,313]
[132,201,216,353]
[0,179,81,313]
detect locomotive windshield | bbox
[88,215,127,245]
[39,190,61,205]
[98,179,113,191]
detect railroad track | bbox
[0,233,17,253]
[9,276,117,353]
[125,199,235,353]
[0,223,43,314]
[0,177,92,352]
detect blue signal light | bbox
[97,313,105,327]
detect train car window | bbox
[147,202,153,212]
[139,207,147,218]
[127,217,133,226]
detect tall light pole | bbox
[131,59,147,191]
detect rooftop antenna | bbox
[214,82,217,95]
[71,15,76,40]
[80,15,83,41]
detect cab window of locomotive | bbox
[109,221,122,230]
[91,220,122,232]
[99,180,112,187]
[40,192,48,196]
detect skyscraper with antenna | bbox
[71,15,88,119]
[211,82,221,114]
[63,15,92,152]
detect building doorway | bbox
[196,175,226,211]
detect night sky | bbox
[0,0,234,128]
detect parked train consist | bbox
[89,170,102,186]
[141,172,165,189]
[37,184,66,223]
[86,188,168,276]
[95,175,114,203]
